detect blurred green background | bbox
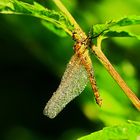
[0,0,140,140]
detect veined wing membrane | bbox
[43,54,88,118]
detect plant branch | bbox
[52,0,86,39]
[52,0,79,29]
[92,45,140,111]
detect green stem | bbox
[52,0,86,39]
[52,0,79,29]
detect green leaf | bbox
[92,23,110,38]
[92,15,140,39]
[114,15,140,27]
[104,30,140,40]
[0,0,74,37]
[78,121,140,140]
[41,20,68,37]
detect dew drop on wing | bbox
[43,55,88,119]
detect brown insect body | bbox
[73,35,102,106]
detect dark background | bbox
[0,0,140,139]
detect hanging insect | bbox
[43,30,102,119]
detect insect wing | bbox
[43,55,88,118]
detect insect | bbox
[43,30,102,119]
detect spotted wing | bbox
[43,54,88,118]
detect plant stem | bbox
[52,0,86,39]
[92,45,140,110]
[52,0,79,28]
